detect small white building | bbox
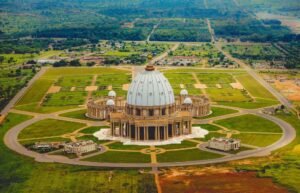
[207,137,240,151]
[64,140,97,155]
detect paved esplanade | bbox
[4,104,296,168]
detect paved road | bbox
[147,19,161,42]
[4,104,296,168]
[0,67,48,117]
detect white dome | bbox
[108,90,116,97]
[183,97,193,104]
[127,68,175,107]
[180,89,188,96]
[106,99,115,106]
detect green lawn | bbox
[233,133,282,147]
[107,142,149,150]
[0,113,156,193]
[195,124,222,131]
[17,78,55,105]
[60,109,95,121]
[56,75,93,88]
[200,107,238,118]
[76,135,109,144]
[159,140,198,150]
[215,114,282,133]
[157,149,223,162]
[19,119,86,139]
[207,87,251,102]
[19,137,69,146]
[80,126,109,134]
[83,151,151,163]
[43,91,87,106]
[218,98,279,109]
[15,103,78,113]
[15,67,131,113]
[201,132,227,142]
[236,74,276,100]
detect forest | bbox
[0,0,298,43]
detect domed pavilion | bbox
[87,65,210,142]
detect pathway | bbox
[85,75,98,104]
[192,73,208,96]
[4,104,296,168]
[147,19,161,42]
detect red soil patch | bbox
[160,171,288,193]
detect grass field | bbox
[18,119,86,139]
[83,151,151,163]
[201,107,238,118]
[0,113,156,193]
[60,109,95,120]
[196,124,222,131]
[206,87,250,102]
[236,74,276,100]
[164,72,201,95]
[80,126,109,134]
[17,78,54,105]
[19,137,69,146]
[233,133,282,147]
[159,140,198,150]
[75,135,106,144]
[215,114,282,133]
[107,142,149,150]
[157,149,223,162]
[15,67,131,113]
[163,68,278,108]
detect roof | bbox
[180,89,188,96]
[183,97,193,104]
[127,67,175,107]
[108,90,116,97]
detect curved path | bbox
[4,105,296,168]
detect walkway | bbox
[4,104,296,168]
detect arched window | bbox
[149,109,154,116]
[162,108,166,115]
[136,109,141,116]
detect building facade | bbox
[87,65,210,141]
[207,137,241,151]
[64,140,98,155]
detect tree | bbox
[0,56,4,64]
[53,60,68,67]
[69,59,81,66]
[87,62,96,67]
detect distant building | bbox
[207,137,240,151]
[22,63,34,69]
[37,59,59,65]
[262,107,276,115]
[64,140,98,155]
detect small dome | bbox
[183,97,193,105]
[108,90,116,97]
[180,89,188,96]
[106,99,115,106]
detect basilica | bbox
[87,65,210,142]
